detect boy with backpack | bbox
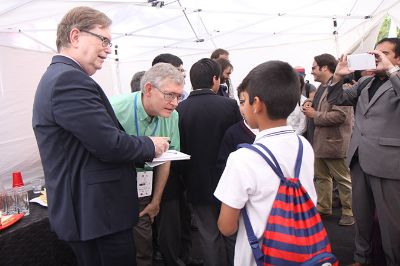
[214,61,336,266]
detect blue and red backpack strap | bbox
[238,143,267,266]
[242,208,264,266]
[254,136,303,179]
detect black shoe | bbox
[183,257,204,266]
[153,250,164,263]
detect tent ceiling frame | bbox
[0,0,33,17]
[19,30,56,52]
[0,0,397,61]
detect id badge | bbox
[137,171,153,198]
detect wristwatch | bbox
[386,65,400,76]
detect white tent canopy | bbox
[1,0,400,186]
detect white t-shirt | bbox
[214,126,316,266]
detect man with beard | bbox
[327,37,400,266]
[215,57,234,98]
[303,53,354,226]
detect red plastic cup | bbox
[12,171,24,187]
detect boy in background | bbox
[214,60,317,266]
[216,77,258,181]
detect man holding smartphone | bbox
[327,38,400,266]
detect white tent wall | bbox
[0,46,51,187]
[1,0,400,187]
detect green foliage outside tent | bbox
[377,16,400,41]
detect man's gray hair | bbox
[141,63,185,92]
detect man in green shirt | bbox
[110,62,184,266]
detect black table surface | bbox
[0,192,77,266]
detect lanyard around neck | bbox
[134,93,159,137]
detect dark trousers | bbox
[67,229,136,266]
[133,196,152,266]
[351,159,400,266]
[157,194,192,266]
[192,204,232,266]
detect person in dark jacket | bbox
[177,58,242,266]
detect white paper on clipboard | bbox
[145,150,190,167]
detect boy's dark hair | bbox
[130,71,145,92]
[376,37,400,57]
[190,58,221,90]
[210,48,229,59]
[244,60,300,120]
[152,53,183,67]
[314,53,337,74]
[237,76,249,98]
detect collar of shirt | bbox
[57,54,83,69]
[243,120,259,135]
[134,91,159,131]
[189,89,216,97]
[255,126,295,142]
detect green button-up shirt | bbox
[110,91,180,170]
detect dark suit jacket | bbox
[216,120,256,179]
[32,55,155,241]
[176,89,242,204]
[327,73,400,180]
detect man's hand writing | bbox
[149,137,169,157]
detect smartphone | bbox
[347,53,376,71]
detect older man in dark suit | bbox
[328,37,400,266]
[32,6,168,266]
[177,58,242,266]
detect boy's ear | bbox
[211,75,220,93]
[213,75,220,85]
[252,96,265,114]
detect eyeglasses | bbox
[80,30,112,48]
[154,86,183,102]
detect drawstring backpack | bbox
[239,136,337,266]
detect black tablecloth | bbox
[0,192,77,266]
